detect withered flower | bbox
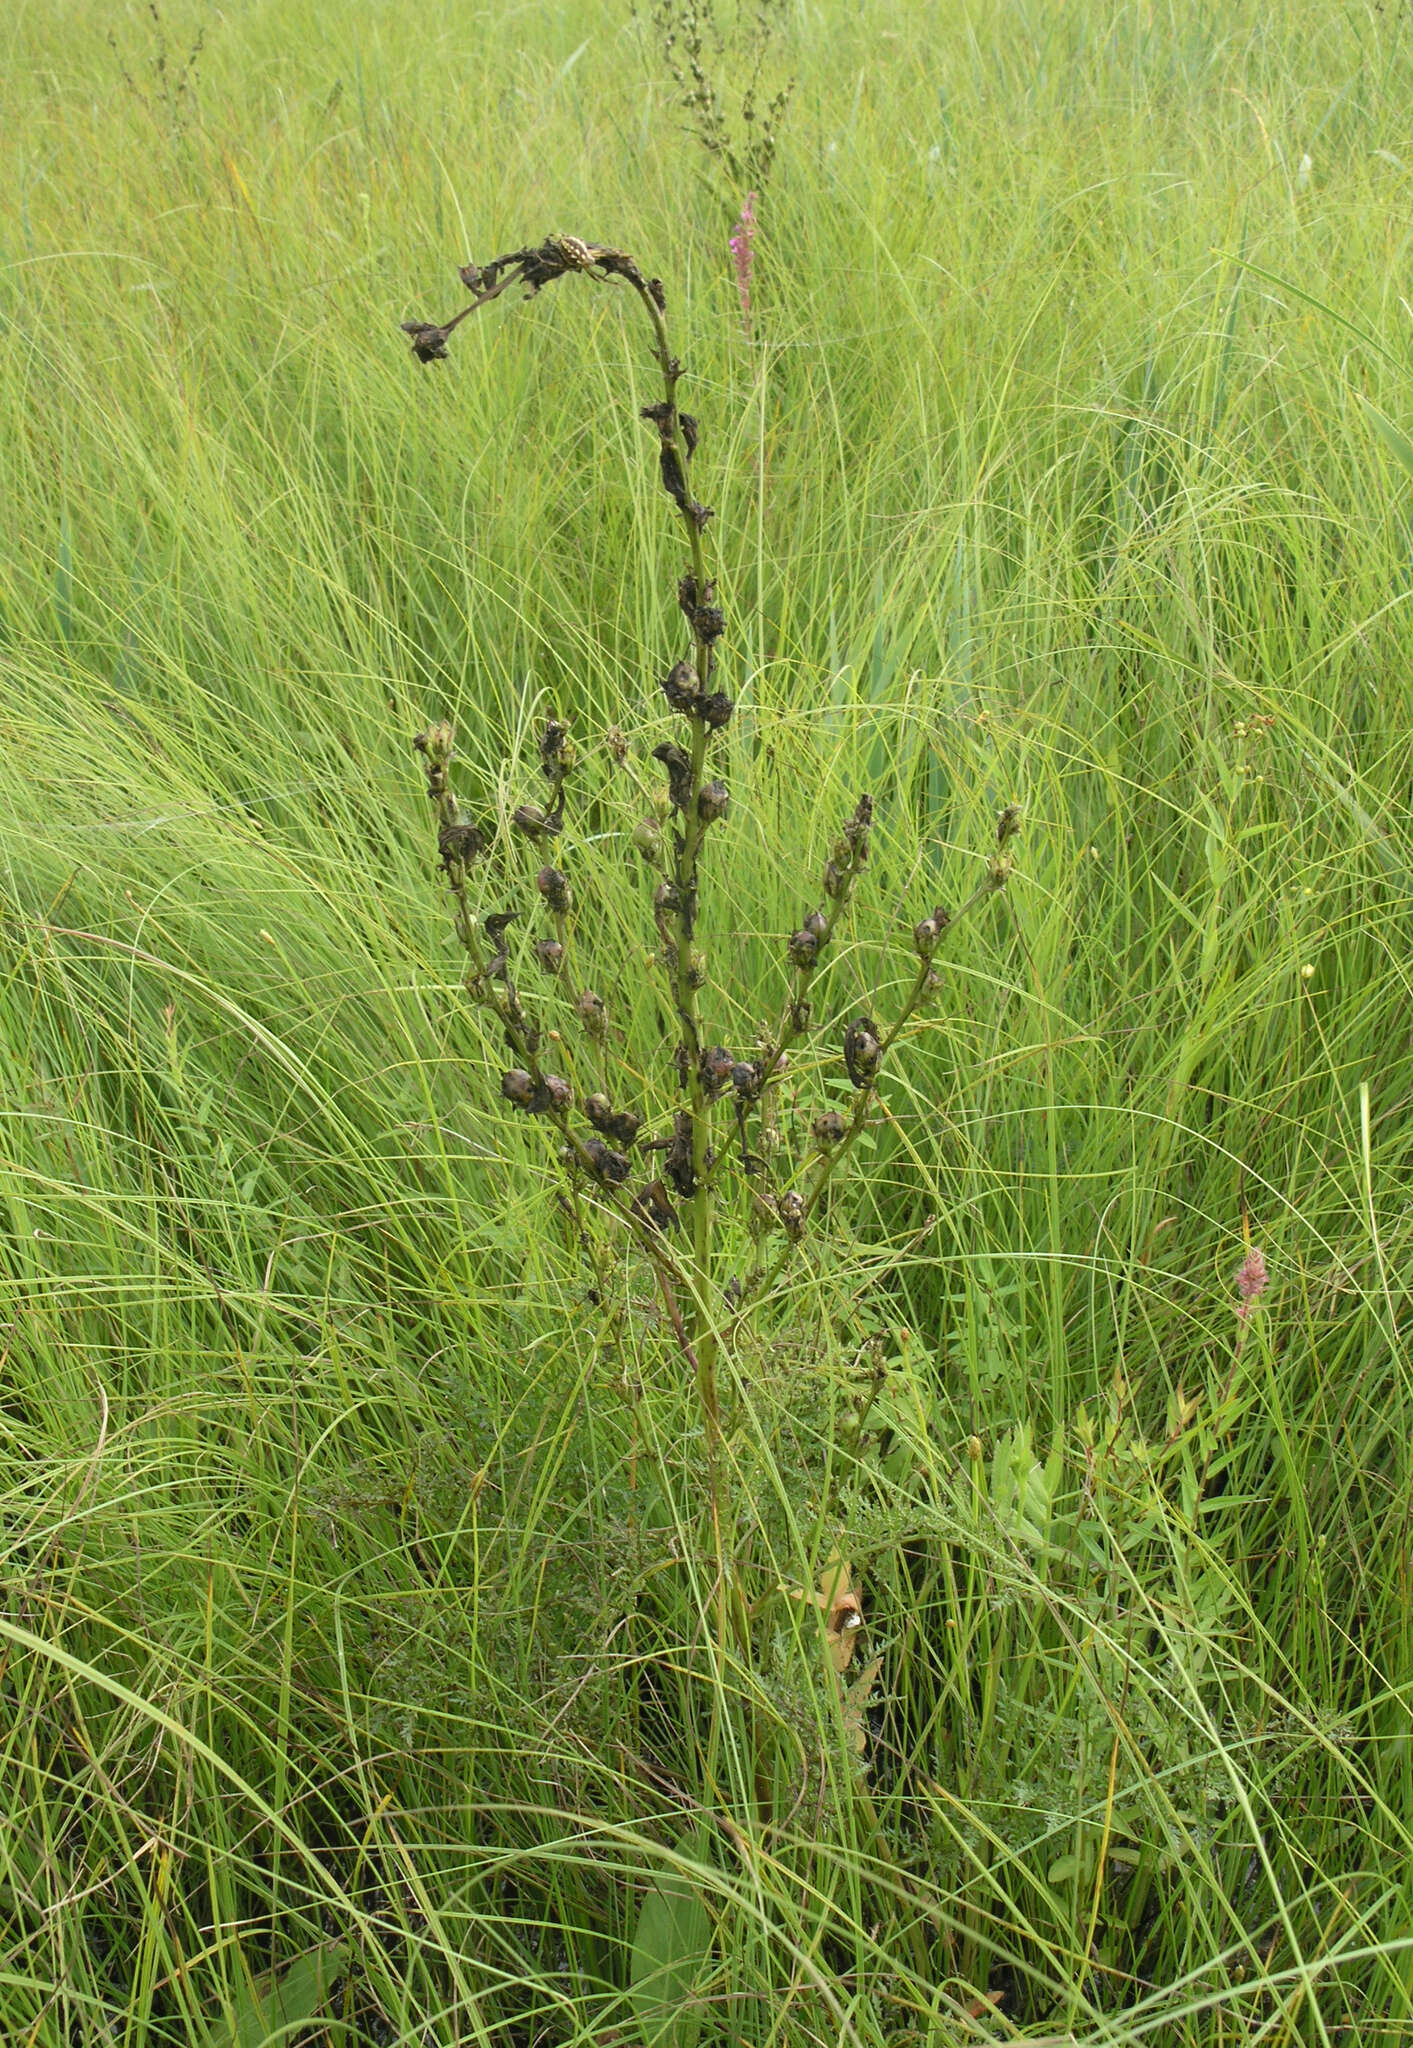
[437,818,486,873]
[697,781,730,826]
[585,1095,642,1148]
[632,817,666,867]
[843,1016,882,1089]
[582,1136,632,1184]
[812,1110,846,1149]
[513,802,562,842]
[731,1060,762,1101]
[661,660,699,713]
[787,927,819,970]
[574,988,607,1038]
[652,742,694,812]
[536,865,573,915]
[700,1045,735,1097]
[401,321,451,363]
[778,1190,806,1241]
[631,1179,679,1234]
[535,939,565,975]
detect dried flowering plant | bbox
[404,233,1019,1646]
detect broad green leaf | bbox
[199,1943,346,2048]
[629,1830,713,2048]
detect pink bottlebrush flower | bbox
[729,192,757,330]
[1234,1245,1269,1323]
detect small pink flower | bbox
[729,192,757,330]
[1234,1245,1269,1323]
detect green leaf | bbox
[1356,393,1413,483]
[629,1829,713,2048]
[199,1943,346,2048]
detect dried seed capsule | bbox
[787,928,819,969]
[500,1069,536,1108]
[996,803,1023,846]
[778,1190,806,1240]
[535,939,565,975]
[812,1109,846,1148]
[540,1074,573,1112]
[913,915,940,959]
[731,1061,762,1101]
[536,866,573,915]
[803,909,828,939]
[700,692,734,731]
[692,604,725,644]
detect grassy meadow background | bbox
[4,0,1413,2039]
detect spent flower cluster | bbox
[404,232,1020,1618]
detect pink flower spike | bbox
[1235,1245,1269,1323]
[730,192,757,331]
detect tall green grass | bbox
[3,0,1413,2039]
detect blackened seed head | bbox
[484,910,519,943]
[700,692,734,731]
[541,1074,573,1112]
[787,928,819,969]
[648,277,667,311]
[680,413,699,457]
[678,573,700,618]
[812,1110,846,1148]
[804,910,828,939]
[535,939,565,975]
[997,803,1023,846]
[640,401,674,437]
[731,1061,761,1100]
[692,604,724,644]
[500,1069,535,1108]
